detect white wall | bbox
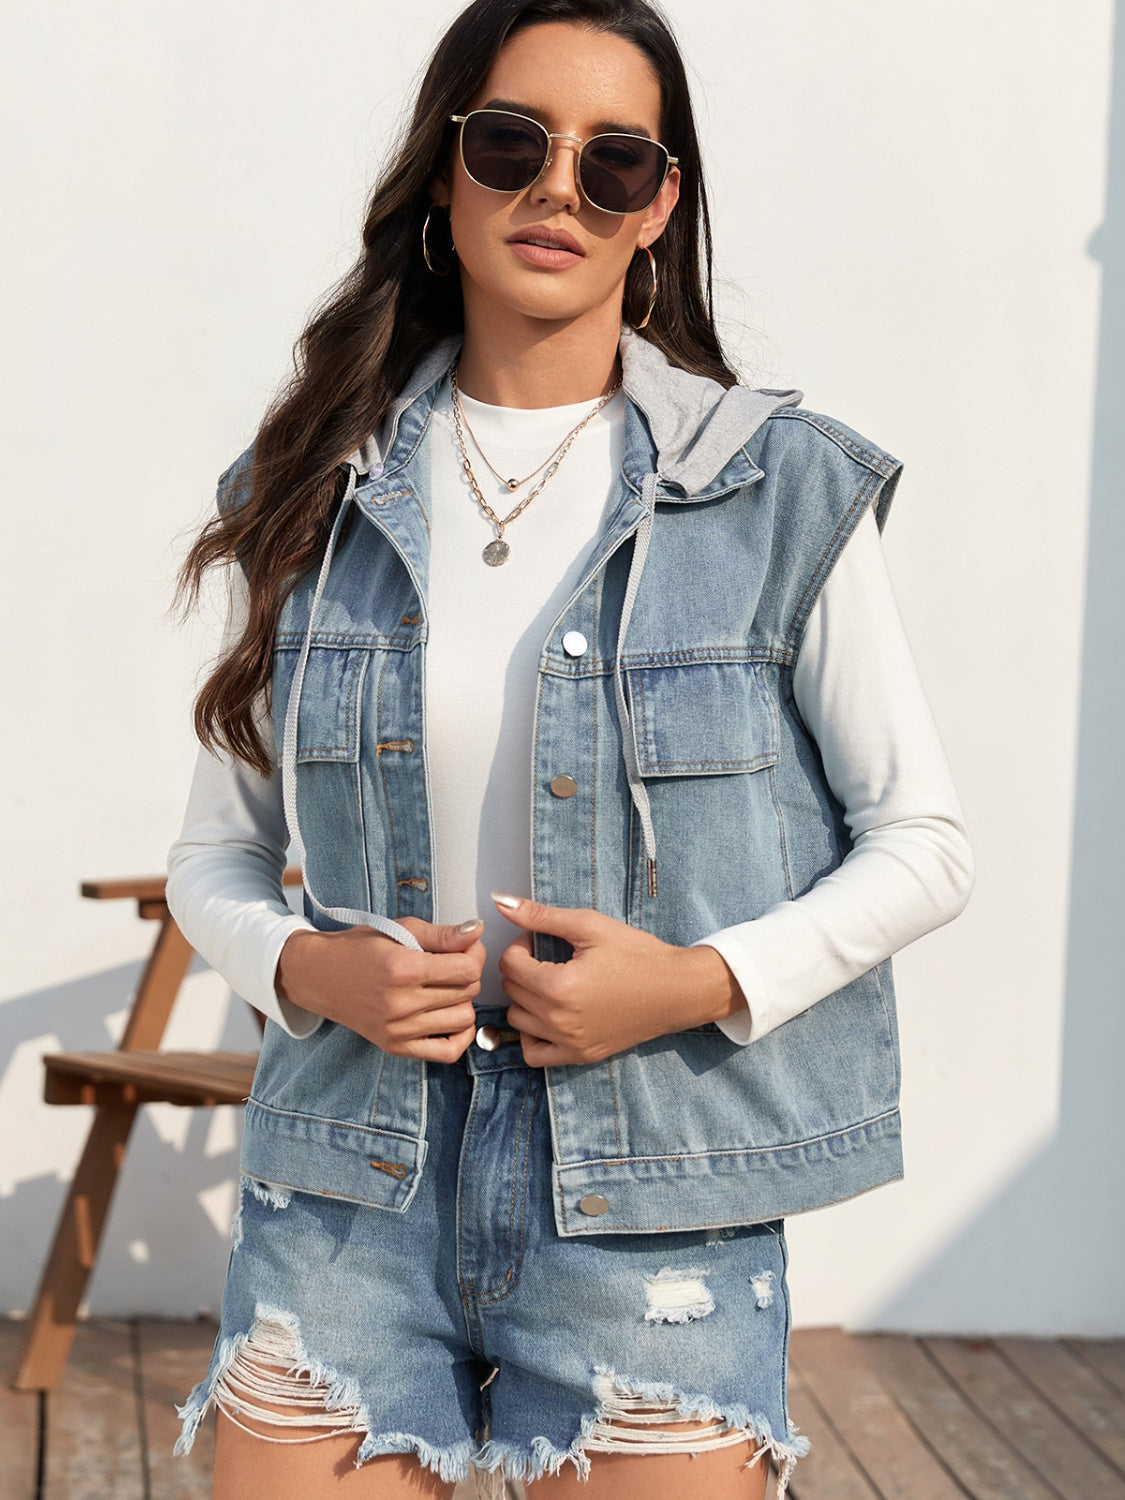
[2,0,1121,1334]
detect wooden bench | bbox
[12,871,299,1392]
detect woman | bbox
[169,1,973,1496]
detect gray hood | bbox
[615,325,801,493]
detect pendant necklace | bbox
[450,363,621,566]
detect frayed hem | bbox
[593,1365,809,1452]
[475,1432,592,1485]
[173,1320,255,1458]
[355,1433,473,1481]
[175,1325,808,1494]
[173,1302,472,1481]
[174,1308,372,1458]
[589,1368,810,1494]
[173,1377,215,1458]
[473,1367,809,1492]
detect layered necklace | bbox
[450,362,621,566]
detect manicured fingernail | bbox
[490,891,521,910]
[457,918,483,934]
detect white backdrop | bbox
[2,0,1122,1334]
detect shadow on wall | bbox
[871,0,1125,1337]
[1,957,256,1317]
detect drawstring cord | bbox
[612,472,660,898]
[281,467,424,952]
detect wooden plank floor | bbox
[788,1329,1125,1500]
[4,1321,1125,1498]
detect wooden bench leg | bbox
[12,913,196,1392]
[120,916,195,1052]
[11,1102,138,1391]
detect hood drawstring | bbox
[612,472,660,898]
[281,466,424,952]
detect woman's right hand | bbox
[273,918,486,1061]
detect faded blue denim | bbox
[224,324,905,1236]
[176,1035,808,1487]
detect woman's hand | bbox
[274,918,486,1061]
[491,893,745,1067]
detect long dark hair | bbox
[179,0,737,773]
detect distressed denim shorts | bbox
[175,1022,809,1491]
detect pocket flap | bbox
[627,661,778,777]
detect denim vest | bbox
[232,326,905,1235]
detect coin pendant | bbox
[483,538,511,566]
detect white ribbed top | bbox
[425,376,624,1001]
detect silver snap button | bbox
[578,1194,610,1217]
[562,630,588,658]
[549,774,578,799]
[475,1025,502,1052]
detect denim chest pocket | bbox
[626,660,779,776]
[274,640,429,921]
[275,646,370,764]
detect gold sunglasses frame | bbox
[449,109,678,216]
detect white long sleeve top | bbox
[167,382,973,1043]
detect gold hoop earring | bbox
[631,245,658,330]
[422,206,455,277]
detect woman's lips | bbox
[507,228,585,269]
[508,240,585,269]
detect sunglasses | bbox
[449,108,677,215]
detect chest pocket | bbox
[274,645,370,764]
[272,644,375,914]
[622,658,789,934]
[627,660,779,776]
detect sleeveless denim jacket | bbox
[230,325,905,1235]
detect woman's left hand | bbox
[492,893,745,1067]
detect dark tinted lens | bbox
[580,134,666,213]
[461,111,548,192]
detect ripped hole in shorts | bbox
[582,1371,807,1496]
[643,1268,715,1324]
[212,1312,367,1446]
[231,1176,291,1252]
[584,1390,755,1455]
